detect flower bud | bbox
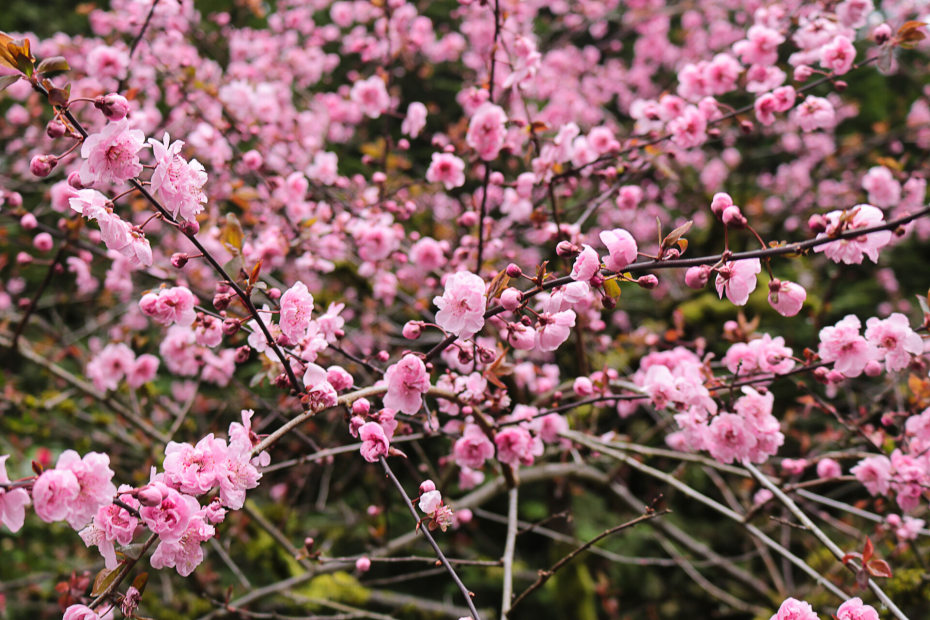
[20,213,38,230]
[46,120,66,139]
[234,345,251,363]
[864,359,883,377]
[355,557,372,573]
[223,318,241,335]
[419,479,437,494]
[637,274,659,289]
[402,321,422,339]
[94,93,131,121]
[30,154,57,178]
[33,232,54,252]
[505,263,522,277]
[794,65,813,82]
[807,214,827,233]
[274,373,292,390]
[873,23,893,45]
[500,287,522,311]
[242,149,263,170]
[352,398,371,415]
[458,211,478,226]
[710,192,732,218]
[136,484,164,507]
[556,240,579,257]
[67,171,84,189]
[179,219,200,235]
[213,292,232,311]
[721,205,747,228]
[170,252,188,268]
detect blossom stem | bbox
[379,456,483,620]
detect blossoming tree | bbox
[1,0,930,618]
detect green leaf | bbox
[36,56,70,75]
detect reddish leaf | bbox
[862,537,874,564]
[867,558,893,579]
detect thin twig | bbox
[507,509,669,615]
[500,486,518,617]
[379,457,482,620]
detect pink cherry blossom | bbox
[63,605,100,620]
[32,468,80,524]
[58,451,118,530]
[139,286,197,327]
[279,281,315,342]
[434,271,486,340]
[535,309,575,352]
[715,258,761,306]
[494,426,541,467]
[769,597,818,620]
[851,455,892,496]
[139,481,200,543]
[402,102,428,138]
[836,597,879,620]
[150,511,215,576]
[865,313,923,372]
[359,422,389,463]
[820,35,856,76]
[818,314,880,378]
[453,424,495,469]
[570,244,600,282]
[350,75,390,118]
[426,152,466,190]
[79,119,146,186]
[814,204,892,265]
[767,279,806,317]
[861,166,901,208]
[384,354,430,414]
[599,228,637,271]
[792,96,835,132]
[0,455,30,532]
[148,133,208,221]
[466,102,507,161]
[705,413,757,464]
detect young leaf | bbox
[36,55,70,75]
[0,74,18,91]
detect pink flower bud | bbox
[242,149,263,170]
[67,171,84,189]
[352,398,371,415]
[721,205,747,228]
[419,479,437,494]
[234,345,251,363]
[500,287,522,311]
[458,211,478,226]
[355,556,371,572]
[637,274,659,289]
[873,24,893,45]
[505,263,522,277]
[94,93,131,121]
[794,65,813,81]
[684,265,711,289]
[136,484,164,507]
[710,192,733,218]
[179,219,200,235]
[20,213,37,229]
[16,251,32,264]
[7,192,22,207]
[807,214,827,233]
[864,359,883,377]
[556,240,579,257]
[223,318,241,335]
[573,376,594,396]
[171,253,188,268]
[402,321,422,339]
[33,232,54,252]
[46,120,66,138]
[30,154,57,177]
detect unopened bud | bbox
[505,263,522,277]
[556,240,579,257]
[94,93,131,121]
[223,318,241,336]
[807,214,827,234]
[234,345,251,363]
[137,485,163,507]
[274,373,292,390]
[402,321,422,339]
[873,23,893,45]
[739,119,754,134]
[637,274,659,289]
[352,398,371,415]
[170,253,188,268]
[684,265,711,289]
[833,80,847,92]
[721,205,747,228]
[30,154,57,178]
[46,120,66,139]
[179,219,200,235]
[67,171,84,189]
[213,292,232,311]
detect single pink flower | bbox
[453,424,495,469]
[384,354,430,414]
[769,597,818,620]
[79,119,146,186]
[359,422,389,463]
[820,35,856,76]
[570,244,600,282]
[836,597,879,620]
[279,281,315,342]
[466,102,508,161]
[139,286,197,327]
[715,258,761,306]
[0,455,30,532]
[426,152,466,190]
[819,314,880,378]
[433,271,486,340]
[599,228,638,271]
[767,279,806,317]
[350,75,390,118]
[148,133,208,221]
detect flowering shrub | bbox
[1,1,930,618]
